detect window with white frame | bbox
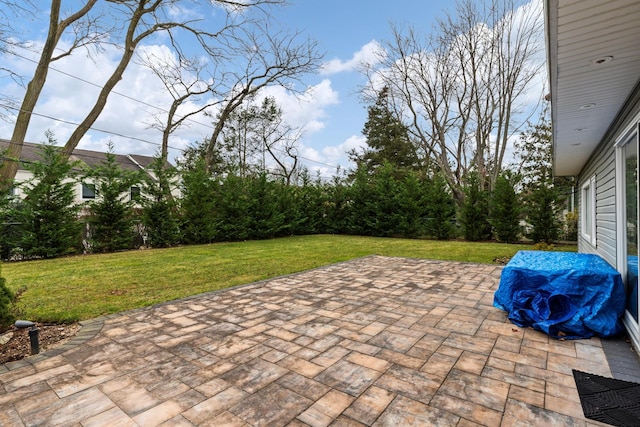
[130,186,140,201]
[581,175,597,246]
[82,183,96,200]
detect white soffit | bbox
[548,0,640,176]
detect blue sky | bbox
[275,1,451,174]
[0,1,529,178]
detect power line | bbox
[4,103,345,171]
[3,45,347,172]
[7,46,217,132]
[3,104,184,152]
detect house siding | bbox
[577,151,617,266]
[576,83,640,269]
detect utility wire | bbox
[3,104,343,171]
[3,104,183,152]
[2,45,346,172]
[7,47,216,131]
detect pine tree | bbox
[246,173,285,239]
[324,172,350,234]
[516,106,569,243]
[526,183,562,244]
[490,173,521,243]
[368,162,402,236]
[0,189,20,260]
[17,132,81,258]
[179,159,218,244]
[397,171,428,238]
[85,143,142,252]
[425,174,456,240]
[459,172,492,241]
[347,166,375,236]
[214,172,251,241]
[0,263,15,331]
[350,86,420,175]
[140,155,180,248]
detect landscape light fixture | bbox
[15,320,39,355]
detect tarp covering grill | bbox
[494,251,626,339]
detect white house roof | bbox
[546,0,640,176]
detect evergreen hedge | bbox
[2,159,573,260]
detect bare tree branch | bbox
[0,0,99,189]
[0,0,296,191]
[203,24,322,172]
[363,0,543,203]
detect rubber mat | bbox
[573,370,640,426]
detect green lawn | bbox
[2,235,576,323]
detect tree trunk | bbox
[0,0,61,191]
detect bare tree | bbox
[254,97,302,185]
[0,0,296,191]
[58,0,248,160]
[364,0,543,203]
[140,52,214,163]
[219,100,263,178]
[204,25,322,173]
[0,1,36,77]
[214,96,302,184]
[140,22,320,171]
[0,1,37,121]
[0,0,103,189]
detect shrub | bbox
[490,174,521,243]
[459,172,492,241]
[425,174,456,240]
[0,265,15,331]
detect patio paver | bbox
[0,255,624,426]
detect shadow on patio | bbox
[0,256,629,426]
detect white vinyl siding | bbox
[577,88,640,269]
[578,137,618,267]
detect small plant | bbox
[533,242,556,251]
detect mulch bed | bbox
[0,323,80,365]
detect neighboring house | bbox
[0,139,176,206]
[545,0,639,351]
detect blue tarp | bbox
[494,251,626,339]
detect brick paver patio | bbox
[0,256,616,426]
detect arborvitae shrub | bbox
[526,183,562,244]
[0,265,14,331]
[459,172,492,241]
[490,174,521,243]
[425,174,456,240]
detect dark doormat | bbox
[573,370,640,426]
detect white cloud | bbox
[321,40,385,75]
[0,41,217,164]
[297,134,365,179]
[0,35,345,170]
[259,79,339,135]
[322,134,365,163]
[166,3,204,21]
